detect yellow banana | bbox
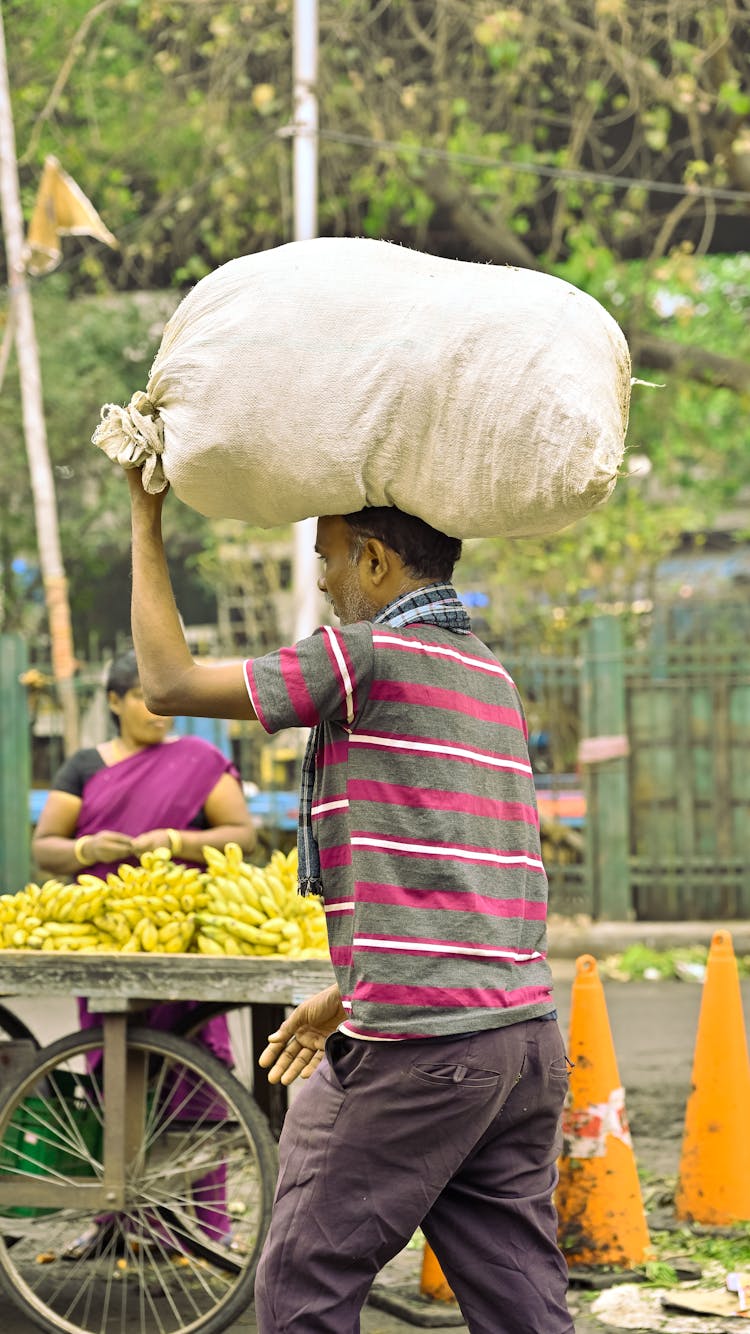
[260,894,281,920]
[203,847,227,872]
[140,921,159,952]
[196,933,224,956]
[254,928,283,947]
[71,892,106,924]
[233,903,266,927]
[40,921,100,938]
[47,933,100,951]
[76,874,107,890]
[39,879,64,906]
[162,926,194,953]
[224,842,244,871]
[236,874,262,905]
[157,920,186,944]
[111,904,141,929]
[262,916,288,933]
[94,912,131,945]
[55,894,76,923]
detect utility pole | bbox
[0,0,79,754]
[291,0,322,643]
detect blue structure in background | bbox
[172,715,233,760]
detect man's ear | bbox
[360,537,391,588]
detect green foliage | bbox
[6,1,750,288]
[651,1225,750,1275]
[7,0,293,290]
[459,251,750,642]
[600,943,750,981]
[2,1,750,656]
[0,280,217,649]
[642,1259,679,1287]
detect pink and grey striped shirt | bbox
[244,622,554,1039]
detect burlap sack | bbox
[93,237,631,538]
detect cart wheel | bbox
[0,1025,278,1334]
[0,1003,39,1047]
[175,1003,289,1139]
[175,1003,258,1091]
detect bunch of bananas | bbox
[0,845,328,959]
[196,844,328,958]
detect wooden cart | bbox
[0,952,334,1334]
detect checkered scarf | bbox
[297,582,471,896]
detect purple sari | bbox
[75,735,243,1243]
[76,734,237,873]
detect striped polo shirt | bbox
[244,621,555,1039]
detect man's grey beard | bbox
[336,576,379,625]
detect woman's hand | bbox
[82,831,134,865]
[258,984,345,1086]
[130,829,172,857]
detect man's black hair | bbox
[342,506,462,583]
[106,649,139,729]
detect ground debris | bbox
[590,1283,746,1331]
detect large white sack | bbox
[93,237,631,538]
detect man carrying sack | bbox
[126,470,573,1334]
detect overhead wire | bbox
[316,127,750,206]
[8,116,750,292]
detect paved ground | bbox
[0,959,747,1332]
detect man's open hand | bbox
[258,983,345,1085]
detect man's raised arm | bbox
[127,470,256,721]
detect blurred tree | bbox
[4,2,748,290]
[1,0,749,645]
[0,281,219,648]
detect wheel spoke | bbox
[0,1025,276,1333]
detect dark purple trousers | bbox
[254,1018,573,1333]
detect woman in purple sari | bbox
[32,650,256,1257]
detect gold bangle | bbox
[166,828,183,857]
[74,835,94,867]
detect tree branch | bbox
[423,168,541,270]
[20,0,119,164]
[631,333,750,394]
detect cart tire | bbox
[0,1003,39,1047]
[0,1025,278,1334]
[174,1003,258,1087]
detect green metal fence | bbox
[496,613,750,922]
[0,635,31,891]
[498,647,590,920]
[626,639,750,919]
[4,614,750,919]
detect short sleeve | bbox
[49,748,104,798]
[244,623,374,735]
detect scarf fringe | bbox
[298,877,324,899]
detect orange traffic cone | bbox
[675,929,750,1225]
[556,954,650,1268]
[420,1242,455,1302]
